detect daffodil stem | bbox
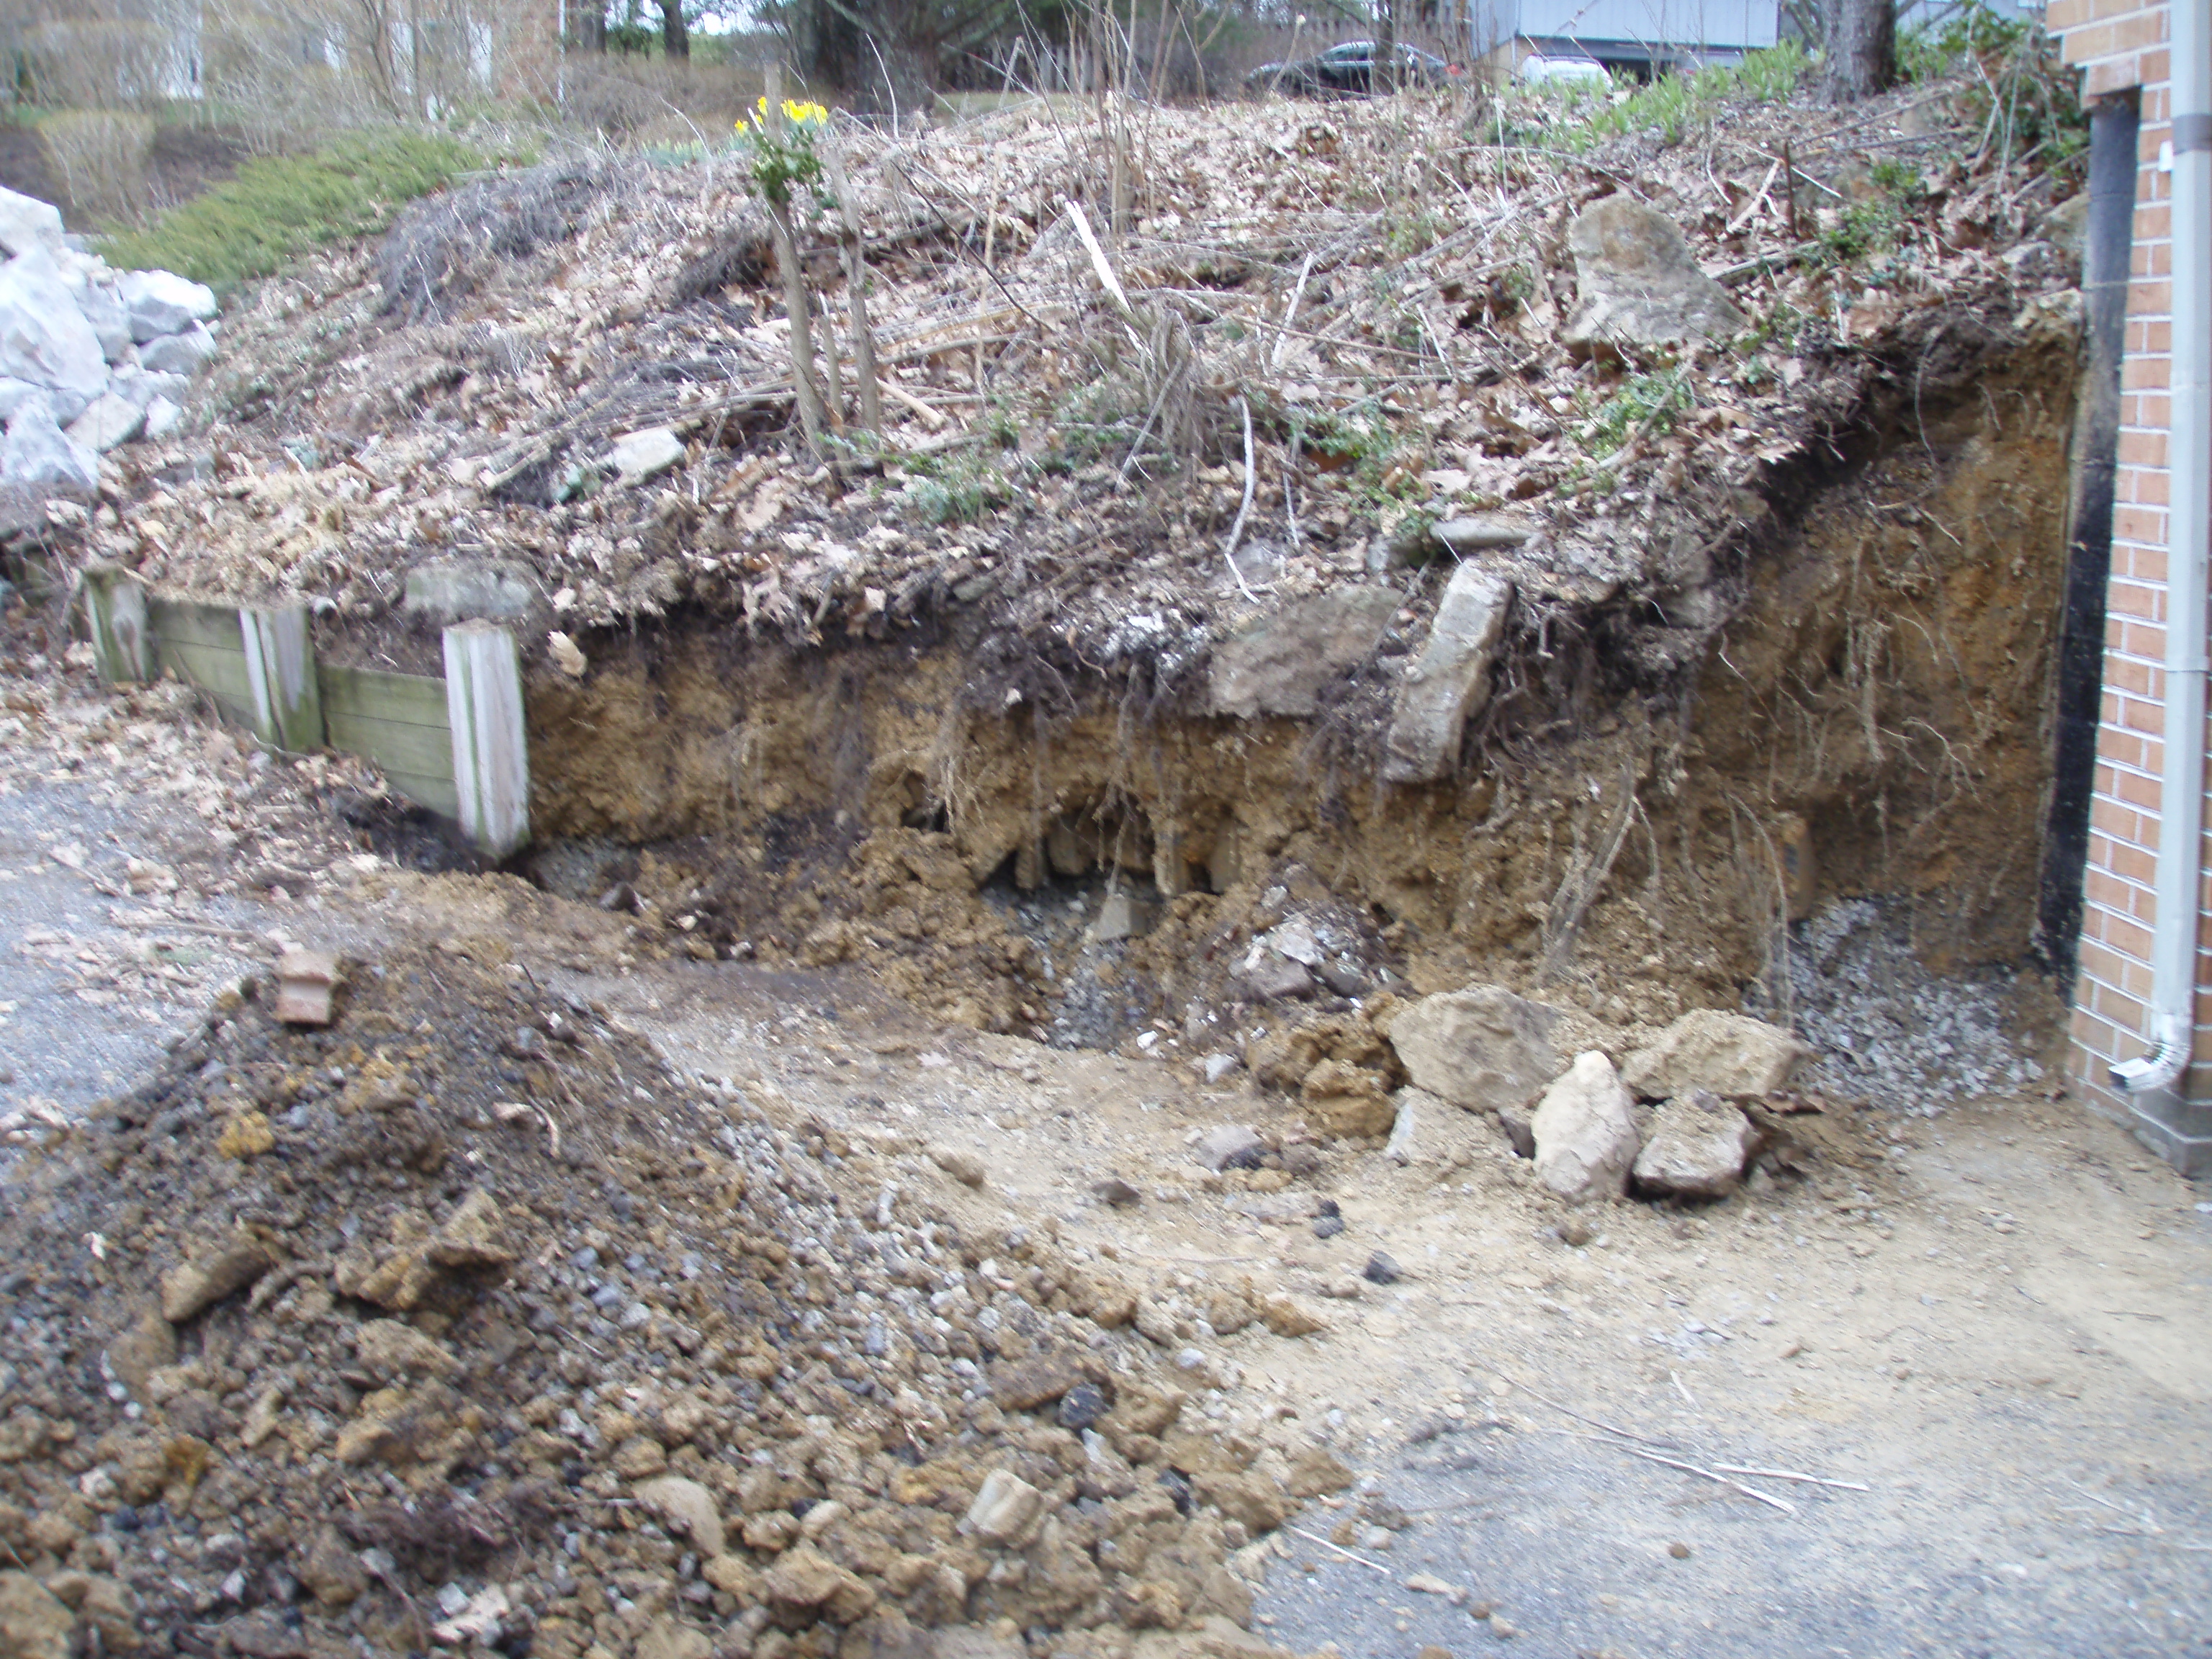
[822,143,884,444]
[766,199,829,459]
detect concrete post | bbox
[240,603,324,753]
[443,620,530,858]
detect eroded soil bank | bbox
[518,328,2074,1059]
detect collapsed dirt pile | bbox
[0,947,1370,1659]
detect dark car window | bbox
[1321,42,1372,63]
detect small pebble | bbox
[1057,1383,1107,1431]
[1668,1541,1691,1559]
[1363,1251,1401,1285]
[1558,1217,1592,1247]
[1092,1178,1141,1208]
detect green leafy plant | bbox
[1820,197,1902,264]
[1899,1,2087,179]
[735,94,830,209]
[1288,399,1421,501]
[96,129,487,287]
[1566,41,1806,148]
[900,446,1006,524]
[1581,369,1695,457]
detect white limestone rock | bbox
[610,426,685,483]
[1531,1051,1640,1205]
[1,392,99,495]
[120,268,218,341]
[0,248,109,423]
[66,392,145,454]
[0,187,65,259]
[138,323,217,376]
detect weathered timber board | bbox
[318,662,459,818]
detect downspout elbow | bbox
[2110,1012,2192,1096]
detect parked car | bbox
[1515,53,1613,89]
[1248,40,1459,97]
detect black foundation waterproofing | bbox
[2037,91,2140,983]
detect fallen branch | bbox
[1221,395,1259,601]
[1621,1447,1796,1514]
[1285,1524,1391,1575]
[1711,1463,1870,1492]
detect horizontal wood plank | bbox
[325,711,457,781]
[148,598,243,654]
[382,769,460,819]
[318,664,450,729]
[156,639,254,718]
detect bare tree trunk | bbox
[1820,0,1894,102]
[658,0,688,59]
[1375,0,1396,94]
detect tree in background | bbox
[1820,0,1894,101]
[770,0,1030,111]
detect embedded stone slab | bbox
[1382,564,1512,782]
[1205,585,1401,718]
[1561,195,1745,356]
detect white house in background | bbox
[1470,0,1779,76]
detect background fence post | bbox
[443,620,530,858]
[239,603,324,753]
[84,563,150,684]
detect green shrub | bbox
[96,128,488,286]
[1572,41,1806,148]
[1899,1,2086,179]
[1581,368,1696,457]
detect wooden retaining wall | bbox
[84,565,527,856]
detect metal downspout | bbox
[2110,0,2212,1172]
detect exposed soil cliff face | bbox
[516,325,2075,1046]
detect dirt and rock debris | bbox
[0,940,1383,1659]
[1,41,2206,1659]
[0,649,2205,1658]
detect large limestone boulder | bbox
[1387,984,1562,1113]
[1205,587,1401,718]
[66,392,144,454]
[1632,1089,1758,1200]
[140,323,217,376]
[119,268,217,342]
[1531,1051,1640,1205]
[1620,1009,1813,1100]
[1562,195,1745,356]
[1382,564,1512,782]
[1,393,99,497]
[0,187,65,260]
[0,248,110,423]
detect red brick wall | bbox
[2045,0,2185,1112]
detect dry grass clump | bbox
[37,109,156,228]
[379,152,617,321]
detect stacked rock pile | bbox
[0,185,216,531]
